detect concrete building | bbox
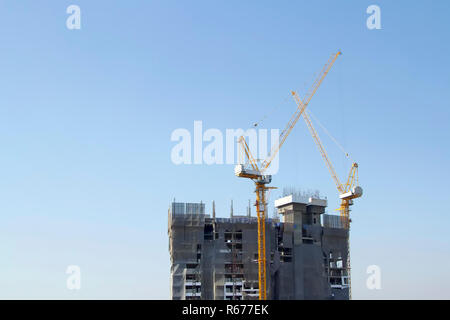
[168,194,350,300]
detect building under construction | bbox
[168,194,350,300]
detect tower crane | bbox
[297,107,363,299]
[235,51,341,300]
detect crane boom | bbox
[302,110,344,193]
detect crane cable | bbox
[252,67,331,131]
[251,93,352,165]
[307,108,352,162]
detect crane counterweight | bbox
[339,186,363,200]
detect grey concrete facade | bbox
[168,195,349,300]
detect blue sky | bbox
[0,0,449,299]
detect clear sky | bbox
[0,0,449,299]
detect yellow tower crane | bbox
[296,106,363,299]
[235,51,341,300]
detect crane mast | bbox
[235,52,341,300]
